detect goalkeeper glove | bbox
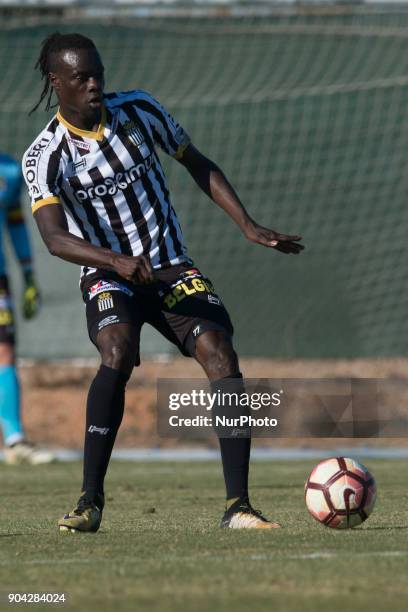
[22,271,41,320]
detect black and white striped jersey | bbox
[22,90,192,278]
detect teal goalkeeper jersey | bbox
[0,153,33,277]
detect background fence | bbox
[1,1,407,358]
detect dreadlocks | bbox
[29,32,96,115]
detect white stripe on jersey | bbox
[22,89,192,279]
[154,159,187,253]
[112,105,162,260]
[115,102,185,265]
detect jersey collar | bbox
[57,106,106,142]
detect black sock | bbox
[211,374,251,501]
[82,365,129,501]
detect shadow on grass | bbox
[362,526,408,531]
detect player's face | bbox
[50,48,105,122]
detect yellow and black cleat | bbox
[58,493,104,533]
[220,498,281,529]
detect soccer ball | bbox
[305,457,376,529]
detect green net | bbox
[1,4,407,358]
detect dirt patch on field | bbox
[9,357,408,449]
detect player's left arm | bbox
[177,144,304,255]
[6,197,41,319]
[142,92,303,254]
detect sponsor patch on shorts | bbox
[162,271,219,310]
[88,280,133,300]
[98,314,119,330]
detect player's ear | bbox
[49,72,61,92]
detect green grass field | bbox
[1,459,408,611]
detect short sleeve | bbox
[22,137,62,214]
[136,92,191,159]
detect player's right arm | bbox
[22,134,153,284]
[34,204,154,284]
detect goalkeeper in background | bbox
[0,152,54,465]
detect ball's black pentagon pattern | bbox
[305,457,376,529]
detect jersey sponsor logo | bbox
[73,156,154,201]
[97,292,114,312]
[67,136,91,152]
[88,280,134,300]
[98,314,119,330]
[24,137,51,188]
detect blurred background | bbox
[3,0,408,360]
[0,0,407,449]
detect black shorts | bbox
[82,263,234,366]
[0,276,15,344]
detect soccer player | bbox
[23,32,303,532]
[0,152,54,465]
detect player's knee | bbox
[97,330,135,374]
[195,331,239,379]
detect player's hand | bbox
[113,254,155,284]
[22,271,41,319]
[243,222,304,254]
